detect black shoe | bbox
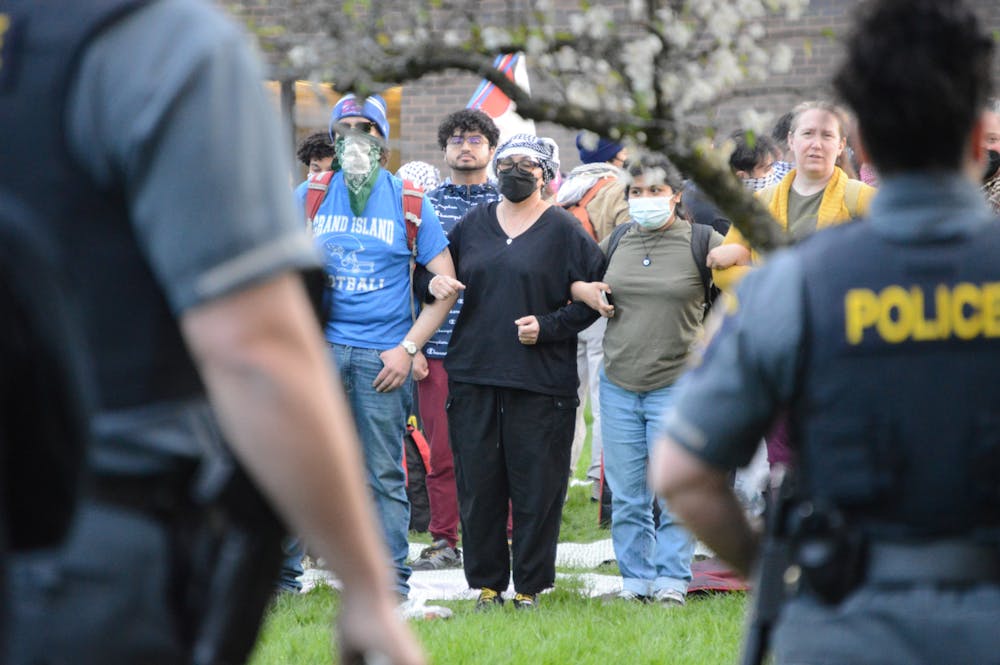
[475,587,504,611]
[410,539,462,571]
[512,592,536,610]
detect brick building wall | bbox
[225,0,1000,174]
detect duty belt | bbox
[866,540,1000,586]
[91,472,195,520]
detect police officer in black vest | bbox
[651,1,1000,663]
[0,1,424,664]
[0,195,91,657]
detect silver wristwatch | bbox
[400,339,418,356]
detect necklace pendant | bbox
[642,256,651,266]
[506,238,513,245]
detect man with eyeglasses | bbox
[409,109,501,572]
[306,94,459,605]
[556,134,630,501]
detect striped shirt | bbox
[423,180,500,358]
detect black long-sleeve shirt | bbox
[442,202,605,396]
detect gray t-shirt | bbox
[65,0,319,473]
[787,187,824,239]
[600,220,722,392]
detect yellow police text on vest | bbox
[845,282,1000,344]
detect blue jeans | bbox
[277,537,304,592]
[600,372,694,597]
[331,343,412,597]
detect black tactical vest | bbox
[0,0,204,410]
[791,220,1000,540]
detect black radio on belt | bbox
[787,499,866,604]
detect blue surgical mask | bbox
[628,197,674,229]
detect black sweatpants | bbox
[447,381,576,595]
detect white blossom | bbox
[653,6,674,24]
[391,31,414,48]
[628,0,646,22]
[770,0,809,21]
[661,21,693,50]
[288,45,311,68]
[706,4,742,45]
[622,35,661,94]
[738,108,772,135]
[481,26,510,51]
[691,0,716,20]
[578,131,600,152]
[707,48,742,88]
[736,0,766,19]
[657,72,681,101]
[566,79,601,110]
[525,33,547,56]
[771,43,794,73]
[555,45,578,71]
[678,78,716,112]
[582,7,613,40]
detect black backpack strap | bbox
[689,222,718,319]
[605,221,635,263]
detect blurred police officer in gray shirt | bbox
[0,1,425,663]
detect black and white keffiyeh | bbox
[493,133,561,183]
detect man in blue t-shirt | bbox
[410,109,500,571]
[308,94,458,598]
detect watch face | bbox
[402,340,418,355]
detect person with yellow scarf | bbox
[708,101,877,293]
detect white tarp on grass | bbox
[300,538,713,600]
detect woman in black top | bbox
[437,134,605,610]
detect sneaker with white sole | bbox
[651,588,686,606]
[615,589,649,603]
[512,592,536,610]
[410,539,462,571]
[475,587,504,611]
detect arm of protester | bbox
[711,224,754,293]
[375,249,458,392]
[570,280,615,318]
[412,351,429,381]
[706,243,752,270]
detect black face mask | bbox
[498,171,539,202]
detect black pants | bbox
[447,381,575,595]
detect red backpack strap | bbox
[402,179,425,323]
[402,179,424,256]
[407,415,432,474]
[304,171,335,223]
[565,178,613,241]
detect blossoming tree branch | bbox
[261,0,822,252]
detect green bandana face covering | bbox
[336,135,382,216]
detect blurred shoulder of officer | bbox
[651,1,1000,663]
[0,1,424,664]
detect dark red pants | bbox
[416,359,460,547]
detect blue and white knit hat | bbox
[329,93,390,140]
[493,133,561,183]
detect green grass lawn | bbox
[249,406,747,664]
[251,583,746,665]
